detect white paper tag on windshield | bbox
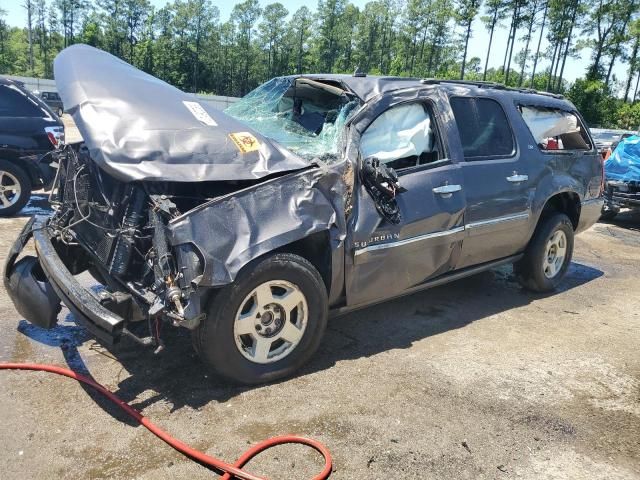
[182,101,218,126]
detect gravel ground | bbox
[0,198,638,480]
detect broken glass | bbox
[225,77,360,162]
[520,106,591,150]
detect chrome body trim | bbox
[353,211,531,257]
[354,226,465,257]
[465,212,530,230]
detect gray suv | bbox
[5,45,603,385]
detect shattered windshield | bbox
[225,77,360,162]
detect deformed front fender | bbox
[167,165,347,287]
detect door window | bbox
[519,105,592,151]
[360,102,443,170]
[450,97,515,159]
[0,85,44,117]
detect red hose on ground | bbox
[0,363,332,480]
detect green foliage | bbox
[615,102,640,129]
[567,78,619,127]
[0,0,639,128]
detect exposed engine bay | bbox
[39,141,345,347]
[47,145,227,344]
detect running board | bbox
[330,254,523,318]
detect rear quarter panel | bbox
[514,104,603,238]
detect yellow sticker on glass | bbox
[229,132,260,153]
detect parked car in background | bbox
[601,135,640,220]
[0,77,64,215]
[5,46,603,385]
[39,91,64,117]
[590,128,637,159]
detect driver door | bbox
[345,98,466,307]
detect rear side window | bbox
[42,92,60,101]
[519,105,592,151]
[0,85,44,117]
[450,97,514,159]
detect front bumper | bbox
[605,181,640,209]
[4,215,124,344]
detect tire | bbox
[193,253,328,385]
[515,213,574,293]
[0,160,32,216]
[57,107,64,117]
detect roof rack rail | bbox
[420,78,506,89]
[419,78,564,99]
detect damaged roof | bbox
[298,74,572,109]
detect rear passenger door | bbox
[450,96,533,268]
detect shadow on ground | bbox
[15,194,52,217]
[15,260,603,421]
[598,209,640,233]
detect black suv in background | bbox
[40,91,64,117]
[0,77,64,215]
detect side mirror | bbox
[360,157,406,224]
[361,157,406,197]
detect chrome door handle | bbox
[506,173,528,183]
[432,184,462,197]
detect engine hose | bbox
[0,363,332,480]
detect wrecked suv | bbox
[5,46,603,384]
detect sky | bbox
[1,0,629,88]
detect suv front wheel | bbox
[515,213,574,292]
[193,253,328,385]
[0,160,32,216]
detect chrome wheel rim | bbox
[0,171,22,209]
[233,280,308,364]
[543,230,567,279]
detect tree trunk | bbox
[556,0,578,92]
[624,35,639,101]
[505,3,520,85]
[605,17,631,85]
[297,29,303,74]
[502,14,515,74]
[530,1,548,88]
[460,21,472,79]
[483,14,497,81]
[546,40,559,91]
[551,39,564,90]
[505,2,522,84]
[419,22,429,67]
[409,33,418,75]
[26,0,34,75]
[194,16,201,93]
[518,1,538,87]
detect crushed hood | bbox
[53,45,311,182]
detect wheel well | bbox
[541,192,580,229]
[275,231,332,294]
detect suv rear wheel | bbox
[515,213,574,292]
[193,253,328,385]
[0,160,31,216]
